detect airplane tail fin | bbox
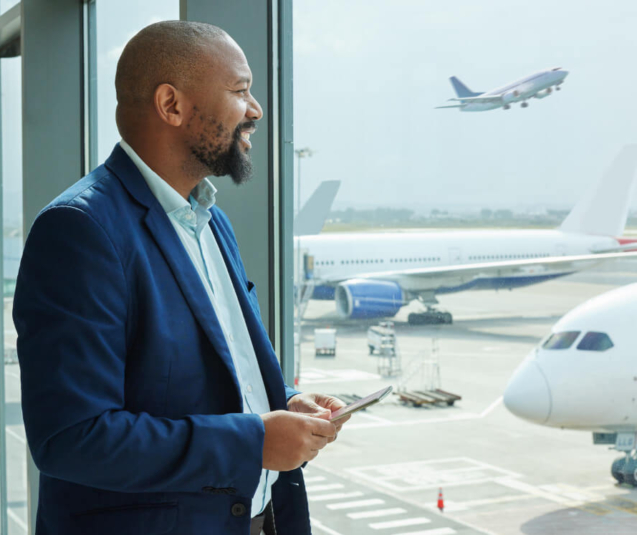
[450,76,482,98]
[294,180,340,236]
[560,145,637,236]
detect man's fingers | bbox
[309,417,337,438]
[310,434,329,450]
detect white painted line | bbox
[394,529,456,535]
[479,396,503,418]
[306,483,344,493]
[308,491,364,502]
[304,476,327,483]
[369,517,431,530]
[8,508,28,533]
[327,498,385,510]
[356,412,392,424]
[496,478,578,506]
[310,518,344,535]
[6,427,26,444]
[347,507,406,519]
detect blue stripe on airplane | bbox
[312,272,574,301]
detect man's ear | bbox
[153,83,184,127]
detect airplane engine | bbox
[502,89,520,104]
[335,279,404,319]
[535,88,552,99]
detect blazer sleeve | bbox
[13,205,265,496]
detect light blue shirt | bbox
[120,140,277,517]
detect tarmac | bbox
[3,260,637,534]
[298,260,637,535]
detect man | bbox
[14,21,348,535]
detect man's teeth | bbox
[241,132,251,141]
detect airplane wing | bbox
[319,251,637,293]
[448,95,504,104]
[434,104,465,109]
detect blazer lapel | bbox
[106,144,242,402]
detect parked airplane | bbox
[503,283,637,486]
[435,67,569,112]
[296,146,637,324]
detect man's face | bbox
[185,37,263,185]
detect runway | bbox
[298,260,637,534]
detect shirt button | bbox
[246,384,253,393]
[231,503,247,517]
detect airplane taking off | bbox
[296,146,637,324]
[435,67,569,111]
[504,283,637,486]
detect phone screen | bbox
[329,386,393,422]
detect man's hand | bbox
[287,393,351,442]
[260,411,336,471]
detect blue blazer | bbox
[13,144,311,535]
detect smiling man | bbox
[14,21,348,535]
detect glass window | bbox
[94,0,179,164]
[292,2,637,533]
[577,331,614,352]
[542,331,581,350]
[2,53,25,535]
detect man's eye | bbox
[236,89,248,94]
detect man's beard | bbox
[189,120,254,185]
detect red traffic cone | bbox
[437,488,444,513]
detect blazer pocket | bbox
[72,502,178,535]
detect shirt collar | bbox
[119,139,217,214]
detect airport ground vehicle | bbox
[367,322,396,356]
[314,328,336,357]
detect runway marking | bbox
[310,518,344,535]
[306,483,344,493]
[347,507,406,519]
[304,476,327,483]
[8,508,27,533]
[356,412,393,424]
[348,458,521,492]
[479,396,503,417]
[299,368,381,385]
[345,397,503,430]
[308,491,364,502]
[393,529,456,535]
[369,517,431,530]
[6,427,26,445]
[326,498,385,510]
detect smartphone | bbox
[329,386,393,422]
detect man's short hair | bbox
[115,20,226,109]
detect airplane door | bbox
[448,247,462,264]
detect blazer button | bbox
[231,503,247,517]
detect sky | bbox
[293,0,637,212]
[4,0,637,229]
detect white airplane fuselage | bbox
[297,229,620,294]
[504,283,637,433]
[458,68,568,112]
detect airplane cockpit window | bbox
[551,67,562,71]
[542,331,581,350]
[576,332,614,352]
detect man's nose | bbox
[248,93,263,121]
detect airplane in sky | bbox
[435,67,569,112]
[295,146,637,324]
[503,283,637,486]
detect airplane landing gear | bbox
[408,308,453,325]
[612,452,637,486]
[503,104,511,110]
[521,102,529,108]
[556,85,562,91]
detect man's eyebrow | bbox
[233,76,251,85]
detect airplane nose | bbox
[503,360,551,424]
[561,70,569,78]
